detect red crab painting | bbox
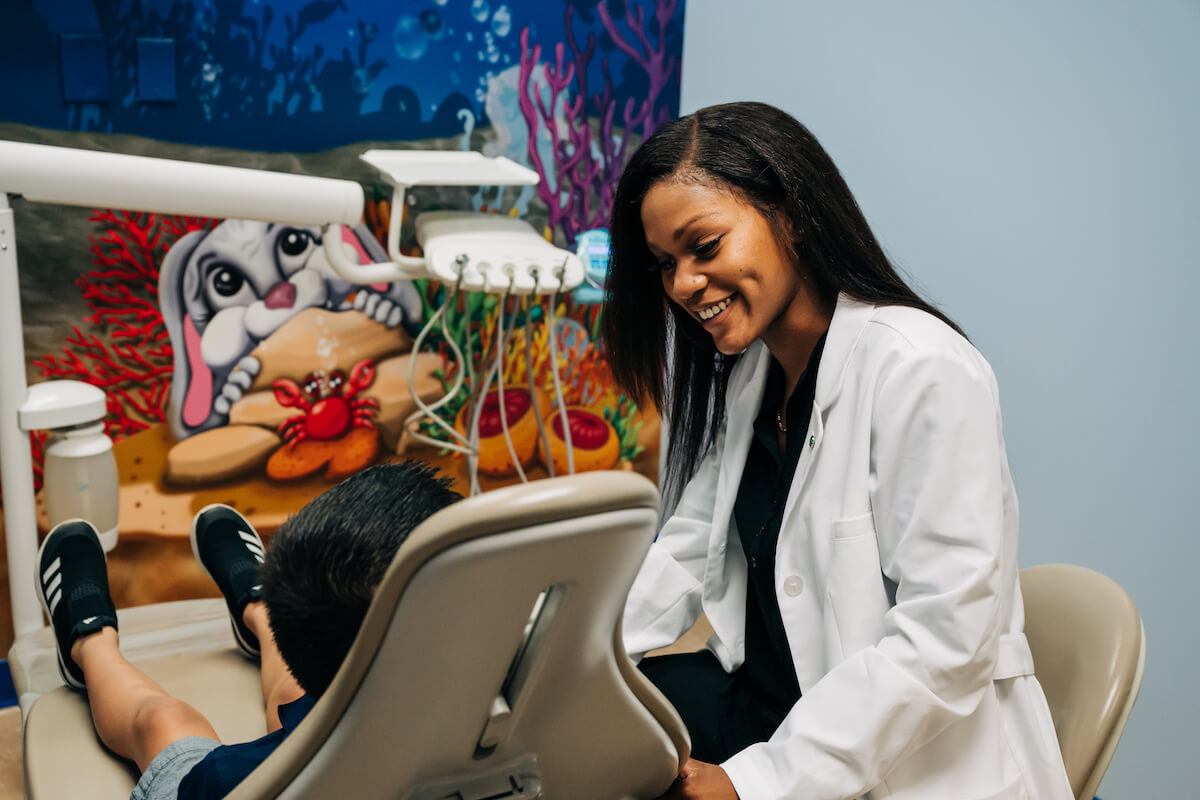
[265,359,381,482]
[273,360,379,448]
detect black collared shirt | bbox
[177,693,315,798]
[733,333,826,717]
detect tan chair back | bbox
[231,470,688,799]
[1020,564,1145,800]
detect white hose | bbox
[466,347,503,496]
[494,290,527,483]
[546,279,575,474]
[403,280,476,456]
[464,293,506,495]
[524,297,554,476]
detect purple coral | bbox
[517,0,681,248]
[596,0,679,142]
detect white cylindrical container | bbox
[42,422,120,552]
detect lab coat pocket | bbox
[825,515,889,661]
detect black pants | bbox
[638,651,791,763]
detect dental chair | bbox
[21,471,689,799]
[1020,564,1145,800]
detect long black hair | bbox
[602,101,961,508]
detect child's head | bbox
[260,461,461,697]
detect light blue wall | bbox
[680,1,1198,796]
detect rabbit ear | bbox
[159,229,213,441]
[179,314,215,429]
[340,223,372,263]
[350,221,387,262]
[341,223,396,290]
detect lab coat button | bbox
[783,576,804,596]
[808,434,815,448]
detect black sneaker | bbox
[36,519,118,690]
[190,504,265,659]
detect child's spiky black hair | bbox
[261,461,461,697]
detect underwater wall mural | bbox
[0,0,684,560]
[2,0,683,156]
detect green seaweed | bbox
[604,394,645,463]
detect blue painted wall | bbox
[0,0,683,152]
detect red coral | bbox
[26,210,217,485]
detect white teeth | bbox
[699,297,732,320]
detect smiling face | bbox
[641,178,804,357]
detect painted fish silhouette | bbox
[297,0,348,33]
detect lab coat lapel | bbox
[814,293,875,411]
[781,293,874,514]
[781,294,875,523]
[776,294,876,690]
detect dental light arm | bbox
[0,141,365,225]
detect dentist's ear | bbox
[159,229,214,442]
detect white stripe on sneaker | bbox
[48,589,61,616]
[238,530,260,545]
[45,572,61,598]
[246,544,265,557]
[42,557,60,584]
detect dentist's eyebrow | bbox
[673,212,717,241]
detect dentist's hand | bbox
[657,758,739,799]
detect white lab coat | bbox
[624,295,1073,800]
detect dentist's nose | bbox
[666,259,707,302]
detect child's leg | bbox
[71,627,219,772]
[192,505,306,732]
[36,520,221,775]
[242,601,304,733]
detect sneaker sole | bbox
[34,519,102,691]
[190,503,262,659]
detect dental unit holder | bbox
[321,150,584,294]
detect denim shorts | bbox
[130,736,222,800]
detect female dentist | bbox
[602,102,1073,800]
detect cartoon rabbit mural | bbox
[158,220,421,442]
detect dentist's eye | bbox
[694,236,723,258]
[205,263,256,309]
[648,257,675,273]
[276,228,319,273]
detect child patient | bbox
[35,461,461,800]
